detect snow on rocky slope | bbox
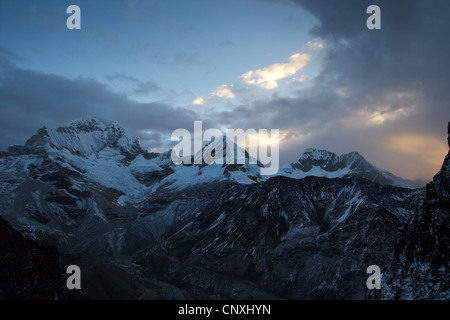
[278,148,415,188]
[0,118,434,299]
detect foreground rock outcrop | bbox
[374,122,449,300]
[0,216,82,299]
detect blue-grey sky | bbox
[0,0,317,104]
[0,0,449,181]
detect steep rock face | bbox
[376,122,450,300]
[0,216,80,299]
[0,118,434,299]
[0,119,161,257]
[135,176,423,299]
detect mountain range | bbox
[0,118,447,299]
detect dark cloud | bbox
[223,0,450,180]
[0,45,27,68]
[1,1,448,181]
[0,52,198,151]
[106,73,159,95]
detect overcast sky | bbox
[0,0,449,182]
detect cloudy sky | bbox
[0,0,449,182]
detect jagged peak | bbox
[342,150,363,157]
[300,147,336,159]
[285,147,415,188]
[447,121,450,147]
[10,118,143,159]
[297,148,339,167]
[49,118,142,157]
[192,135,260,167]
[60,117,124,134]
[339,150,368,165]
[296,148,369,167]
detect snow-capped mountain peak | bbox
[193,135,260,166]
[48,118,143,157]
[3,118,418,199]
[280,148,414,188]
[1,118,446,301]
[8,118,143,159]
[296,148,340,170]
[290,148,370,174]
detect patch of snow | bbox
[129,154,163,173]
[337,190,362,223]
[208,212,226,230]
[52,147,148,203]
[87,199,108,223]
[276,164,353,180]
[117,195,129,206]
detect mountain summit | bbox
[1,118,419,197]
[0,118,435,299]
[279,147,416,188]
[8,118,143,161]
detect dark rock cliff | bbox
[0,216,82,299]
[374,122,449,299]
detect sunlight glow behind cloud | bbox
[188,84,235,106]
[240,52,311,89]
[0,0,448,183]
[212,84,235,99]
[381,133,448,180]
[306,41,324,50]
[191,97,206,106]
